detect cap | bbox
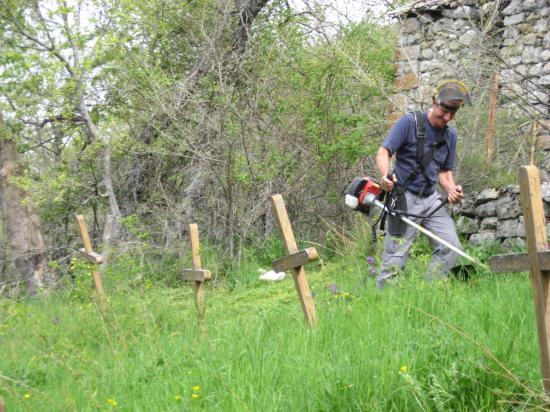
[433,80,471,110]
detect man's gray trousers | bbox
[377,191,461,288]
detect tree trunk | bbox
[78,96,121,260]
[0,114,48,292]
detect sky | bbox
[288,0,390,24]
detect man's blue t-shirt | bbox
[382,112,457,195]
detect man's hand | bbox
[447,185,464,204]
[380,174,396,192]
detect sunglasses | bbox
[437,101,461,113]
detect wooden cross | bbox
[181,223,211,322]
[270,194,318,327]
[489,165,550,393]
[75,214,106,309]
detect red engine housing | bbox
[357,178,382,205]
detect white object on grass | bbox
[259,270,286,281]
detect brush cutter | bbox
[344,176,481,266]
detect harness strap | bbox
[400,111,447,197]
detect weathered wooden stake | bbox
[181,223,211,323]
[485,70,499,163]
[0,396,5,412]
[489,165,550,393]
[529,120,539,165]
[75,214,106,309]
[270,194,318,327]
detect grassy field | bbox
[0,239,548,411]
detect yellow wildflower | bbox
[175,395,182,401]
[106,398,117,407]
[23,393,32,400]
[192,393,200,399]
[192,385,200,391]
[399,365,407,373]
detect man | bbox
[375,79,471,288]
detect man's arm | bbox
[438,170,464,203]
[376,146,396,192]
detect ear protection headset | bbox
[432,79,471,111]
[433,79,469,99]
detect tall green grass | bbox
[0,236,548,411]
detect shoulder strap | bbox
[413,111,425,167]
[399,112,425,193]
[402,112,448,196]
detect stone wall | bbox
[500,0,549,119]
[452,181,550,246]
[389,0,550,178]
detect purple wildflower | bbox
[369,267,377,277]
[367,256,375,265]
[328,284,340,295]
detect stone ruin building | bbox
[389,0,549,246]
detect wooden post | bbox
[75,214,106,309]
[270,194,318,327]
[0,397,5,412]
[181,223,211,323]
[489,165,550,393]
[530,120,539,165]
[520,165,550,393]
[485,70,499,164]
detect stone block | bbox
[503,26,519,39]
[503,38,516,46]
[528,63,543,77]
[481,217,498,230]
[396,45,421,61]
[477,188,500,203]
[502,0,523,16]
[402,18,420,34]
[459,29,478,46]
[401,34,422,46]
[523,0,542,11]
[452,19,467,30]
[454,194,477,217]
[504,13,525,26]
[522,46,542,64]
[540,49,550,62]
[541,182,550,202]
[501,237,527,250]
[496,195,521,219]
[395,73,418,90]
[540,135,550,151]
[421,48,434,60]
[470,231,497,245]
[515,65,528,77]
[522,33,538,46]
[517,216,525,238]
[476,201,498,218]
[500,185,520,196]
[419,60,443,73]
[528,89,549,105]
[456,215,479,234]
[418,13,434,24]
[535,18,548,33]
[496,218,521,238]
[453,6,479,19]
